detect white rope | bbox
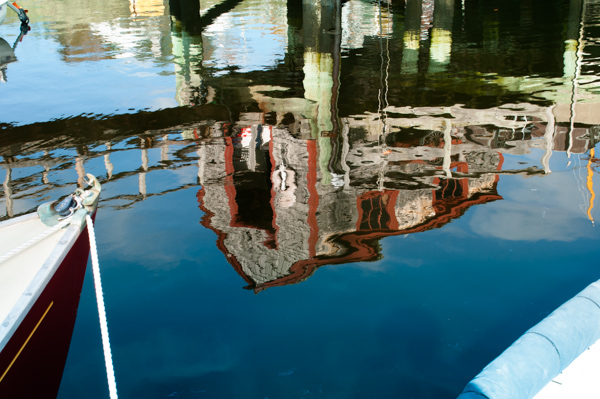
[86,214,119,399]
[0,218,71,264]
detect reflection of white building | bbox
[130,0,165,17]
[202,0,288,74]
[78,0,170,61]
[341,0,393,51]
[190,101,600,291]
[90,19,166,60]
[196,110,511,292]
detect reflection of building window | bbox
[435,178,465,201]
[357,191,397,231]
[232,185,277,249]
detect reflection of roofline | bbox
[250,190,502,292]
[196,188,257,287]
[195,130,507,293]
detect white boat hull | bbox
[0,175,101,397]
[0,0,7,25]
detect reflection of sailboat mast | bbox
[377,0,391,192]
[140,138,149,198]
[327,0,345,180]
[566,0,596,224]
[568,0,586,158]
[377,0,390,135]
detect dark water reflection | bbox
[1,0,600,398]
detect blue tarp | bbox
[458,281,600,399]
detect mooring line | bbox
[86,214,118,399]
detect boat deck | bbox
[533,338,600,399]
[0,214,65,326]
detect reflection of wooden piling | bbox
[3,168,13,218]
[161,134,169,164]
[543,107,556,174]
[75,146,88,188]
[169,0,201,31]
[564,0,584,78]
[302,0,344,186]
[42,165,50,184]
[140,138,149,198]
[197,144,206,186]
[402,0,421,74]
[75,157,86,188]
[104,143,114,179]
[429,0,454,73]
[42,151,50,184]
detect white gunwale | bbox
[0,175,101,353]
[0,221,82,352]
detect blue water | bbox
[1,0,600,398]
[62,168,599,399]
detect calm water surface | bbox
[1,0,600,398]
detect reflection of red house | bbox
[357,190,400,231]
[197,136,504,293]
[197,135,318,292]
[250,159,503,292]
